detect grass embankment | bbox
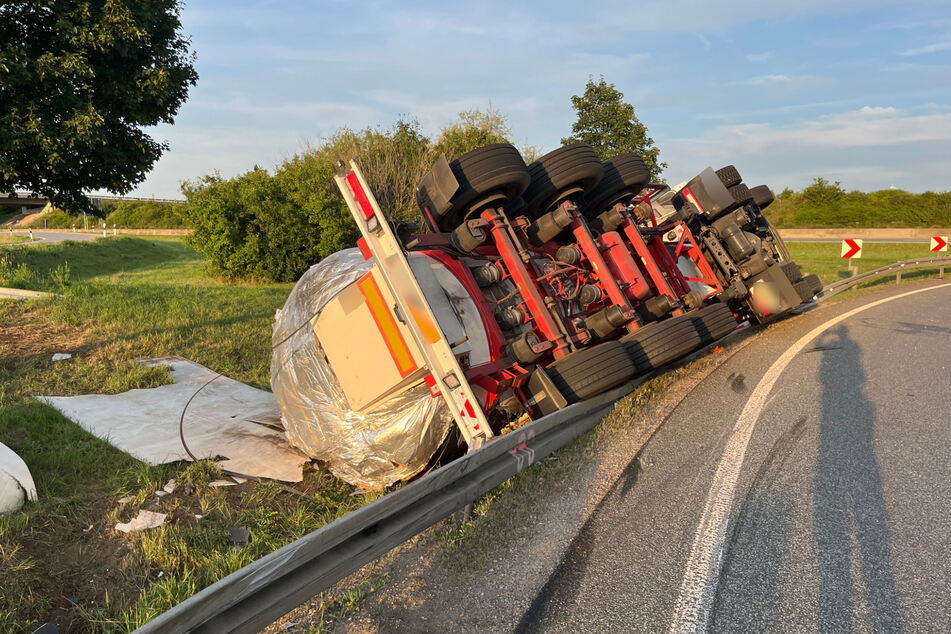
[787,241,949,291]
[0,237,383,632]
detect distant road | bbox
[8,231,98,244]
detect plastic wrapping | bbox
[270,249,451,489]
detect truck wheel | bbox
[780,261,803,283]
[438,143,530,232]
[522,143,604,219]
[728,183,754,206]
[716,165,742,188]
[621,314,702,372]
[545,341,636,403]
[691,302,738,344]
[803,273,823,296]
[583,153,651,218]
[750,185,774,210]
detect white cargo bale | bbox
[271,249,452,489]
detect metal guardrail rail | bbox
[817,256,950,301]
[136,256,951,633]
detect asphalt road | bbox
[518,281,951,632]
[8,230,98,243]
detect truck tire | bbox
[545,341,636,403]
[691,302,738,344]
[728,183,754,206]
[621,314,702,372]
[780,261,803,283]
[804,273,823,295]
[750,184,774,210]
[583,153,651,218]
[522,144,604,219]
[716,165,742,188]
[438,143,531,231]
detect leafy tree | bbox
[0,1,197,214]
[435,106,512,159]
[801,177,845,207]
[562,76,665,178]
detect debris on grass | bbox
[39,357,309,482]
[115,510,167,533]
[0,442,37,514]
[51,352,72,362]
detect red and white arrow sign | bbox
[931,236,948,252]
[841,238,863,259]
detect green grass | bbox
[787,241,949,294]
[0,237,387,632]
[0,235,29,245]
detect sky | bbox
[130,0,951,199]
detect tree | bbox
[562,76,666,178]
[0,1,197,213]
[434,106,512,160]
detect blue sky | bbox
[132,0,951,198]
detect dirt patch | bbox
[0,306,91,366]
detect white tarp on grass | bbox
[40,357,308,482]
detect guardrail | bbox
[817,256,950,301]
[136,256,951,633]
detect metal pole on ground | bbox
[113,223,117,236]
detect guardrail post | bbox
[940,265,945,280]
[113,223,117,237]
[896,268,902,285]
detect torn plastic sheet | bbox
[40,358,309,482]
[115,510,167,533]
[271,248,451,489]
[0,442,37,514]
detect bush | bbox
[765,178,951,228]
[180,113,521,282]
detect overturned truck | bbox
[271,144,819,488]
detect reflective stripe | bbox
[357,273,417,378]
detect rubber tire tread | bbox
[691,303,737,344]
[716,165,742,188]
[622,315,702,372]
[780,261,803,283]
[440,143,530,231]
[793,280,815,303]
[728,183,754,206]
[546,341,636,403]
[750,184,774,210]
[803,273,823,295]
[583,153,651,217]
[522,144,604,219]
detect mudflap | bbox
[746,263,802,322]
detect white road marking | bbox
[669,282,951,633]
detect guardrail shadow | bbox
[814,325,903,631]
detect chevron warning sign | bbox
[931,236,948,252]
[841,239,863,259]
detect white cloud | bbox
[660,105,951,192]
[733,74,794,85]
[900,41,951,56]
